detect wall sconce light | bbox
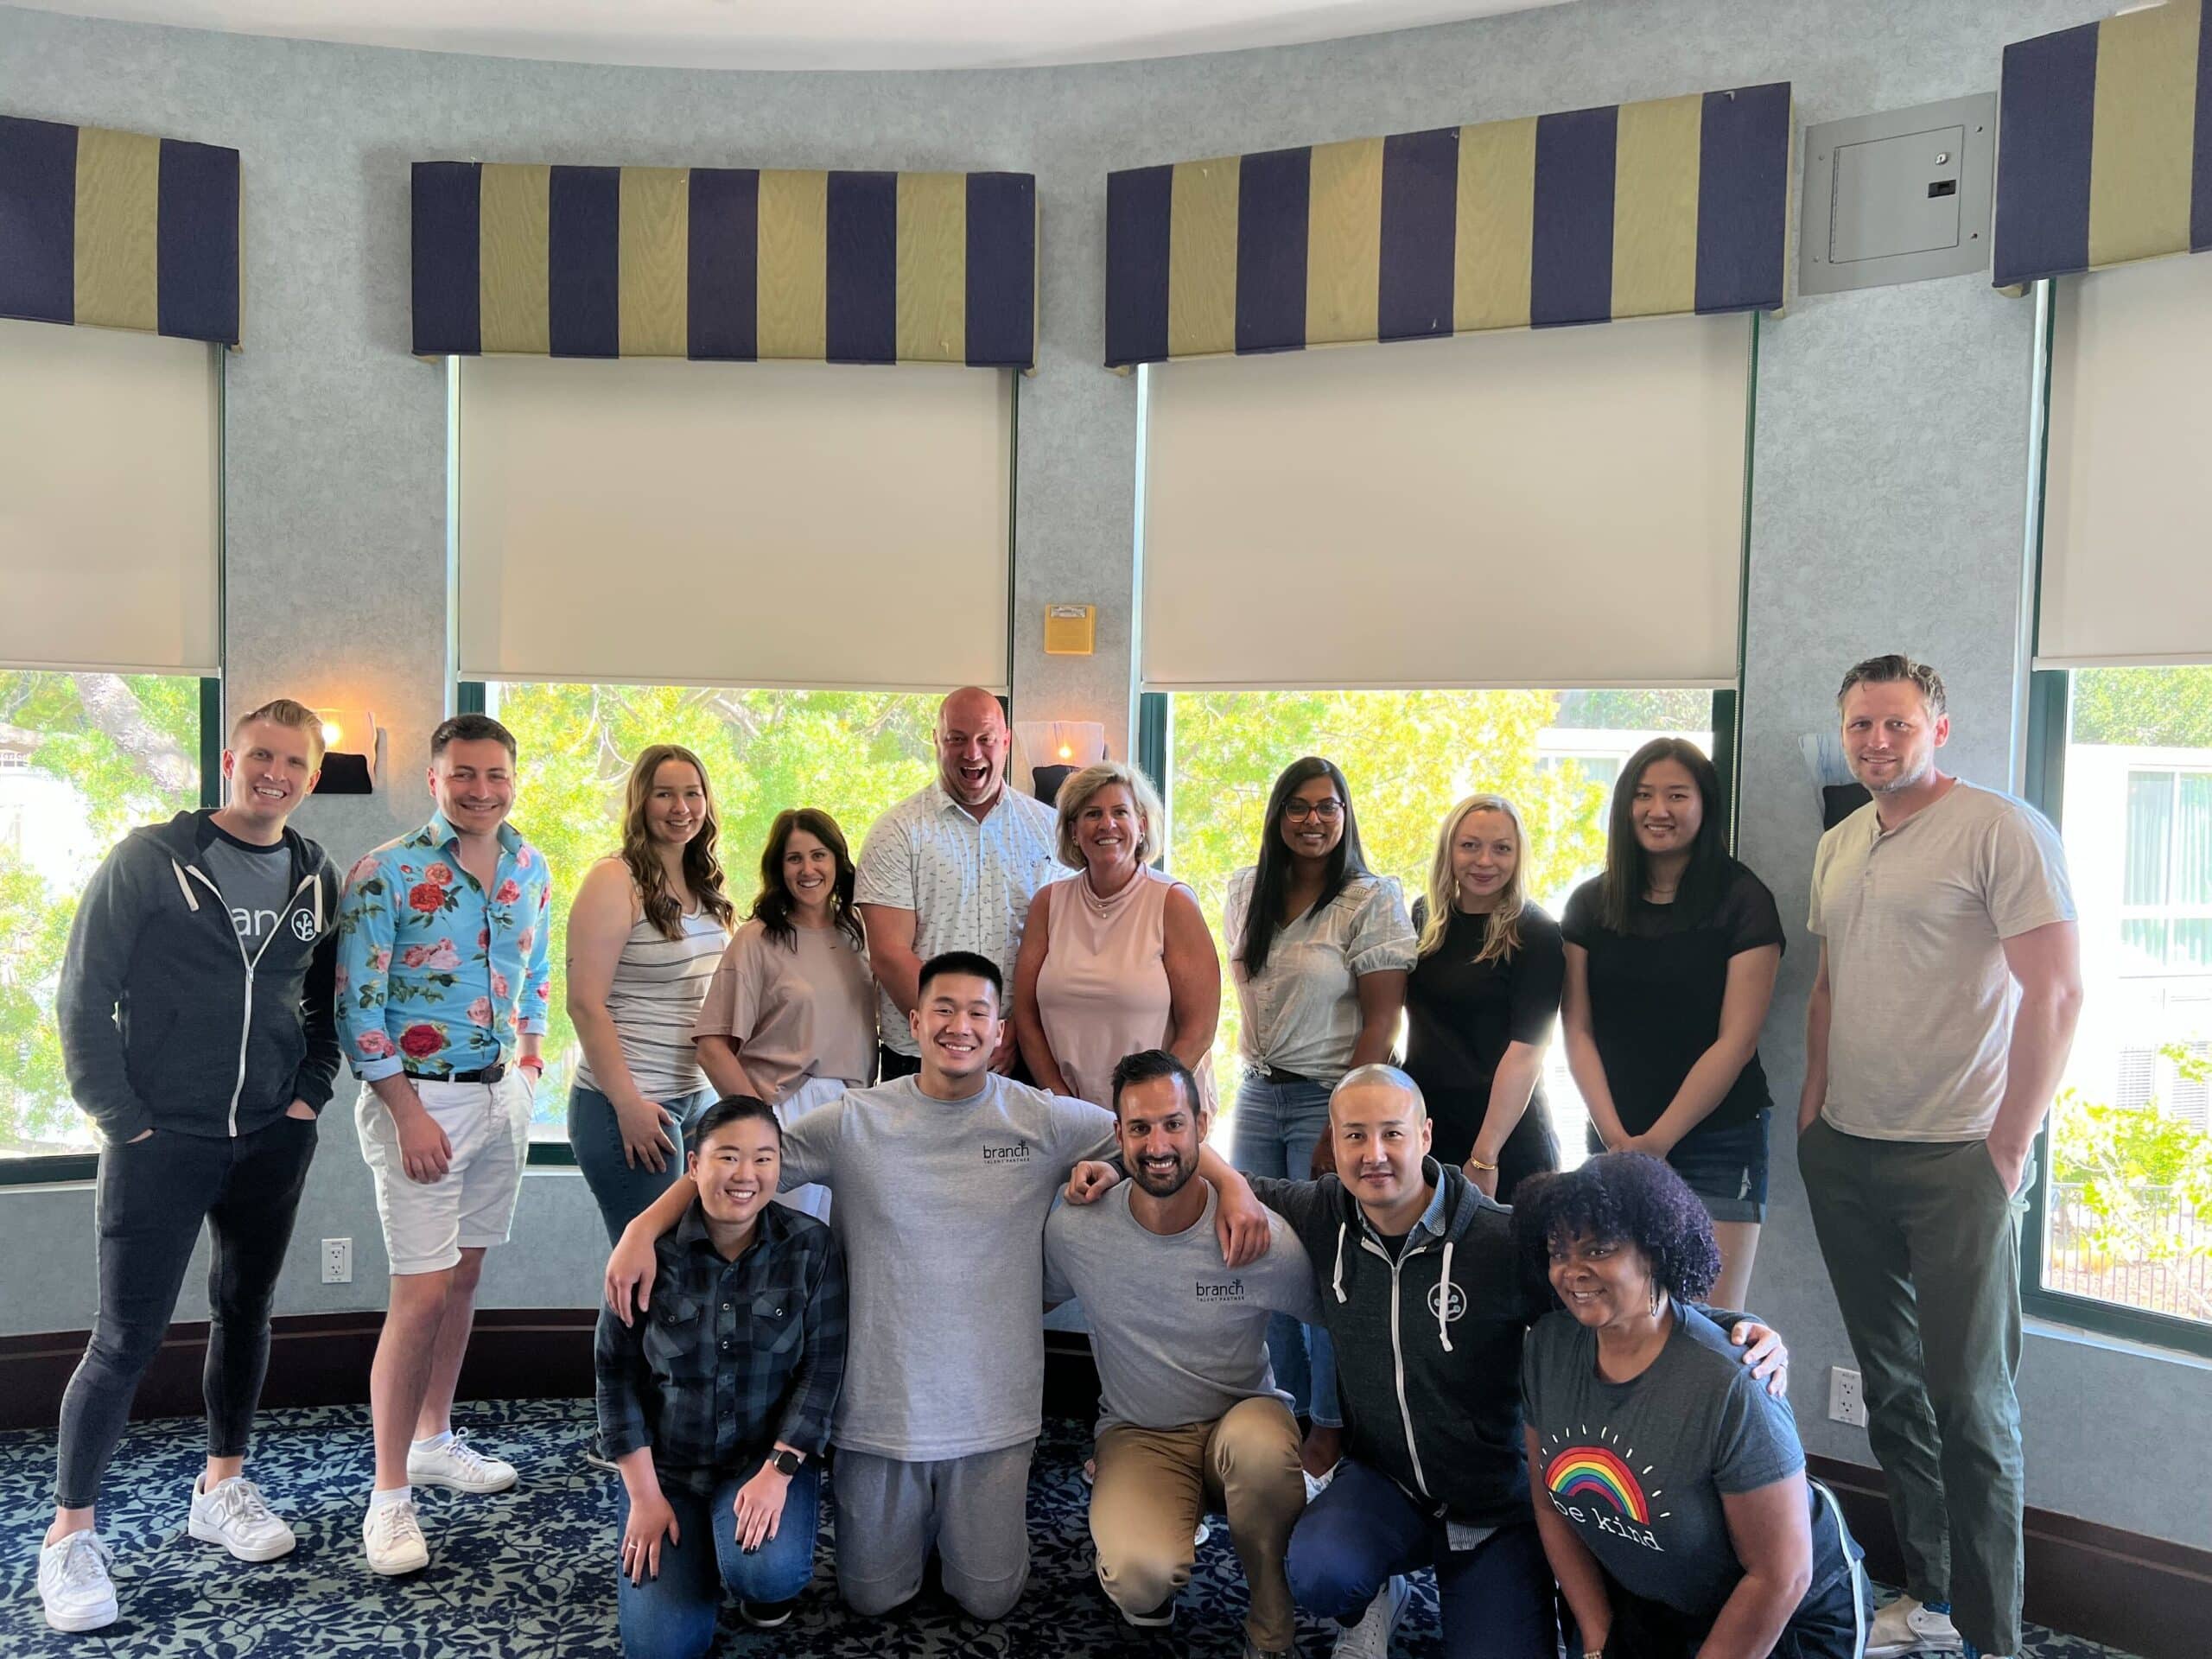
[1014,720,1108,806]
[312,709,383,795]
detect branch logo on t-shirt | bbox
[981,1139,1032,1163]
[1541,1430,1669,1551]
[1195,1276,1246,1301]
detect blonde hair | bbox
[230,697,327,766]
[1054,760,1166,869]
[1418,793,1529,968]
[619,744,735,941]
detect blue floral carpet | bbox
[1,1401,2133,1657]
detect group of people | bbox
[35,655,2079,1659]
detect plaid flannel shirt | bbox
[594,1200,848,1497]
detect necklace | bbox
[1083,868,1141,915]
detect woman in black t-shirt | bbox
[1402,792,1564,1202]
[1560,741,1783,1306]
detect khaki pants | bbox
[1797,1116,2029,1658]
[1090,1396,1304,1651]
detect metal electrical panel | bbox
[1800,93,1996,295]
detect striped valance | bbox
[1993,0,2210,288]
[412,162,1037,367]
[0,115,241,346]
[1104,83,1789,369]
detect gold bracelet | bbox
[1466,1153,1500,1173]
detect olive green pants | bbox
[1797,1116,2030,1658]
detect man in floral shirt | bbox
[335,714,553,1576]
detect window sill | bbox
[2025,1312,2212,1371]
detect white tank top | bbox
[574,905,727,1100]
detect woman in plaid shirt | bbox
[594,1096,848,1655]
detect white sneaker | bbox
[362,1497,430,1576]
[1867,1595,1965,1656]
[188,1475,298,1562]
[1303,1463,1338,1503]
[406,1429,518,1494]
[37,1530,118,1633]
[1332,1574,1411,1659]
[1195,1521,1211,1548]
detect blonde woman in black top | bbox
[1402,793,1563,1203]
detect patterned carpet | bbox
[0,1400,2136,1657]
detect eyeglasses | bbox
[1283,798,1345,823]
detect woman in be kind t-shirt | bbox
[1560,740,1783,1309]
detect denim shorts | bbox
[1589,1109,1770,1224]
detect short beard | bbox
[1132,1158,1197,1199]
[1859,755,1932,796]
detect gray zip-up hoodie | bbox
[55,810,342,1146]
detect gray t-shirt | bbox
[1520,1305,1842,1621]
[201,830,296,952]
[779,1071,1116,1461]
[1044,1179,1320,1435]
[1809,781,2075,1141]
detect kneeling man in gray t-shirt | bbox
[1046,1050,1318,1659]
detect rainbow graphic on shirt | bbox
[1544,1439,1656,1523]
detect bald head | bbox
[936,686,1010,813]
[1330,1064,1433,1223]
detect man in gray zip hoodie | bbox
[1249,1066,1785,1659]
[36,700,341,1637]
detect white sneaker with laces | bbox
[1867,1595,1964,1656]
[406,1429,518,1494]
[1332,1574,1411,1659]
[188,1475,297,1561]
[362,1497,430,1576]
[37,1530,118,1633]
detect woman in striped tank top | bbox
[564,745,735,1244]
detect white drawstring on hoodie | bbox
[1333,1216,1458,1353]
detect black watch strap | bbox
[771,1448,803,1476]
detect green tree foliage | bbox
[0,672,201,1152]
[2070,664,2212,748]
[2049,1058,2212,1319]
[1163,690,1622,1076]
[486,685,938,1113]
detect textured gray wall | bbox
[6,0,2207,1548]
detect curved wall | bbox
[4,0,2205,1549]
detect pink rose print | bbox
[516,847,534,870]
[425,862,454,884]
[354,1030,395,1059]
[517,929,534,956]
[398,1023,446,1061]
[479,928,490,950]
[535,982,550,1003]
[334,965,350,994]
[493,879,521,906]
[399,938,462,971]
[491,969,511,1001]
[346,855,380,887]
[539,888,550,912]
[465,996,495,1027]
[372,947,392,972]
[408,882,448,915]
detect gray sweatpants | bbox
[833,1440,1036,1620]
[1797,1117,2029,1658]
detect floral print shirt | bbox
[335,812,553,1082]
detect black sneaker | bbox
[741,1599,798,1629]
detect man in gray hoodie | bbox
[37,698,341,1637]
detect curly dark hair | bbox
[1512,1153,1722,1311]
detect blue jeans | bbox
[1230,1073,1339,1427]
[1287,1459,1554,1658]
[616,1464,821,1659]
[569,1083,713,1246]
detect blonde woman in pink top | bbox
[1013,761,1219,1107]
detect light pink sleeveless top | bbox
[1035,866,1184,1108]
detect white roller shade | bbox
[0,318,221,675]
[458,356,1014,690]
[1140,315,1751,691]
[2040,254,2212,669]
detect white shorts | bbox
[356,1072,531,1274]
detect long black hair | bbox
[1598,739,1730,933]
[751,808,864,951]
[1239,756,1371,978]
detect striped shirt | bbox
[574,904,728,1100]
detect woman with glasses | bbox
[1223,756,1415,1484]
[1402,793,1564,1205]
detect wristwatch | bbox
[770,1448,803,1477]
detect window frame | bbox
[2020,665,2212,1358]
[0,675,223,1185]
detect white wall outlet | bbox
[321,1237,353,1285]
[1828,1365,1867,1427]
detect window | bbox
[2026,664,2212,1351]
[0,672,212,1166]
[1146,686,1719,1166]
[472,681,940,1149]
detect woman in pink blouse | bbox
[1012,762,1219,1107]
